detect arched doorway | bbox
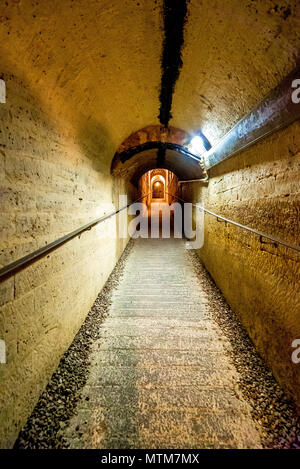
[151,175,165,199]
[152,180,164,198]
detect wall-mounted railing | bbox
[165,191,300,253]
[0,194,149,281]
[1,189,298,283]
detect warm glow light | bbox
[189,135,207,155]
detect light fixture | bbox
[189,136,206,155]
[188,130,212,156]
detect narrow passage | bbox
[60,237,262,449]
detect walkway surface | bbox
[61,237,262,449]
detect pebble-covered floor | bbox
[15,238,300,449]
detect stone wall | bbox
[182,121,300,409]
[0,74,133,448]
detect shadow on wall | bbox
[0,50,117,175]
[0,58,126,448]
[75,116,115,175]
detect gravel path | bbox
[59,237,261,449]
[14,238,300,449]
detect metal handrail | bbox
[0,193,150,281]
[1,189,298,282]
[165,191,300,253]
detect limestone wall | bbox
[0,75,133,448]
[182,121,300,409]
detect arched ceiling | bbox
[111,125,206,183]
[1,0,299,174]
[0,0,163,161]
[171,0,300,146]
[113,147,205,185]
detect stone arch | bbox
[111,125,207,185]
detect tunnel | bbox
[0,0,300,450]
